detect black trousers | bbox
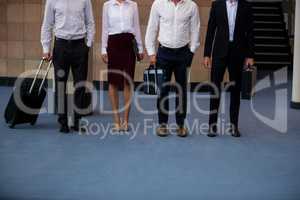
[209,43,244,129]
[156,45,193,127]
[52,38,89,125]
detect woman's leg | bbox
[123,81,132,129]
[108,83,121,127]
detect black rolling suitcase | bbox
[241,65,257,100]
[4,60,52,128]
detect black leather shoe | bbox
[207,126,217,137]
[71,122,86,133]
[60,124,70,134]
[72,118,87,133]
[229,128,241,138]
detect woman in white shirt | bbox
[101,0,144,131]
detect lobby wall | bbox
[0,0,213,83]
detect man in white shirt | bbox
[41,0,95,134]
[145,0,200,137]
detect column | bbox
[291,0,300,109]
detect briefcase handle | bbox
[149,64,156,69]
[244,64,256,72]
[29,59,53,94]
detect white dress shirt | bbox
[101,0,143,55]
[145,0,200,56]
[41,0,95,54]
[226,0,238,42]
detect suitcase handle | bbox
[29,60,52,94]
[38,61,52,93]
[29,59,44,93]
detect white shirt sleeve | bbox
[133,2,143,54]
[85,0,95,47]
[41,0,55,54]
[101,3,109,55]
[145,1,160,56]
[190,4,201,53]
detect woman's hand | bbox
[203,57,212,69]
[138,53,144,61]
[102,54,108,64]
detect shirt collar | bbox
[112,0,130,6]
[226,0,238,6]
[168,0,186,5]
[227,0,238,3]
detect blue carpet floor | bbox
[0,78,300,199]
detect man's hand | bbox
[138,53,144,61]
[149,55,156,66]
[102,54,108,64]
[203,57,212,69]
[245,58,254,67]
[43,53,52,61]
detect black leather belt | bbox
[55,37,85,44]
[159,43,189,52]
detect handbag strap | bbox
[146,66,152,94]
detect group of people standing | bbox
[41,0,254,138]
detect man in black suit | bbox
[203,0,254,137]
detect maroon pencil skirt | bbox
[107,33,136,89]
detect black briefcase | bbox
[143,65,164,95]
[241,65,257,100]
[4,60,52,128]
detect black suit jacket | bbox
[204,0,254,59]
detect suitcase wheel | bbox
[9,124,15,129]
[30,119,37,126]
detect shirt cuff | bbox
[138,46,144,54]
[86,40,92,48]
[147,48,156,56]
[42,45,50,54]
[190,46,197,53]
[101,48,107,55]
